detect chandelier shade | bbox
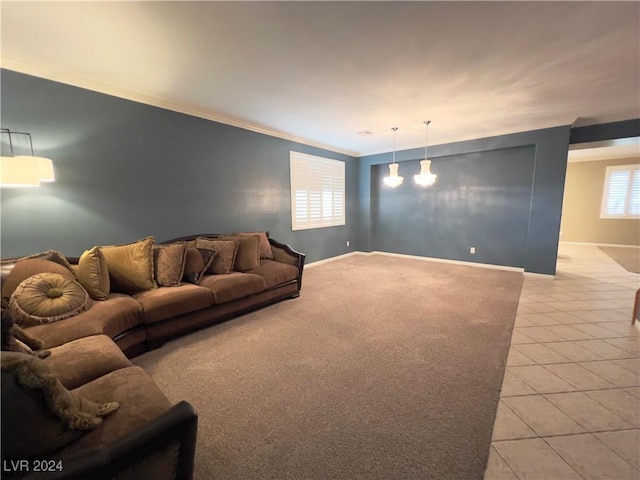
[414,160,437,187]
[383,163,404,188]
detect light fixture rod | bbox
[424,120,431,161]
[392,127,398,164]
[0,128,14,155]
[0,128,35,155]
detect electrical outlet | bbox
[470,246,476,254]
[346,240,350,247]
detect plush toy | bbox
[1,297,51,359]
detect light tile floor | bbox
[484,244,640,480]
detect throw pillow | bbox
[1,351,119,461]
[1,250,76,276]
[183,247,216,284]
[77,246,110,300]
[10,273,89,327]
[100,237,157,294]
[233,232,274,259]
[154,243,188,287]
[220,235,261,271]
[195,237,239,275]
[1,258,76,300]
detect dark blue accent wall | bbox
[0,70,358,262]
[359,126,572,275]
[1,70,576,273]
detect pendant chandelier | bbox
[383,127,404,188]
[0,128,54,187]
[414,120,437,187]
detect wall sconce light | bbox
[383,127,404,188]
[0,128,54,187]
[414,120,437,187]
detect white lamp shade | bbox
[414,160,437,187]
[0,156,41,187]
[16,156,55,182]
[383,163,404,188]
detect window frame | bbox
[289,151,346,231]
[600,164,640,219]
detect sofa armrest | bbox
[19,401,198,480]
[268,238,305,290]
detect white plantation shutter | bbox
[290,152,345,230]
[601,165,640,218]
[630,169,640,215]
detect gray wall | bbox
[0,70,358,263]
[359,126,572,275]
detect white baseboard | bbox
[560,241,640,249]
[307,250,546,274]
[366,250,524,273]
[305,251,365,268]
[524,271,556,279]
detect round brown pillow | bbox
[1,258,76,299]
[10,273,88,327]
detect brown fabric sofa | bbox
[2,337,198,480]
[0,233,305,479]
[1,233,305,357]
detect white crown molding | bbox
[1,59,359,158]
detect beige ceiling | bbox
[1,1,639,156]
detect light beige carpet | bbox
[599,246,640,273]
[134,254,523,480]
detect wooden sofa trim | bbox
[15,401,198,480]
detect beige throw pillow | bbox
[154,243,188,287]
[220,235,261,271]
[78,246,110,300]
[100,237,157,294]
[232,232,274,259]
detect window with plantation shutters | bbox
[290,151,345,231]
[600,164,640,218]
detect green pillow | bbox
[78,246,110,300]
[1,258,76,299]
[100,237,157,294]
[10,273,88,327]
